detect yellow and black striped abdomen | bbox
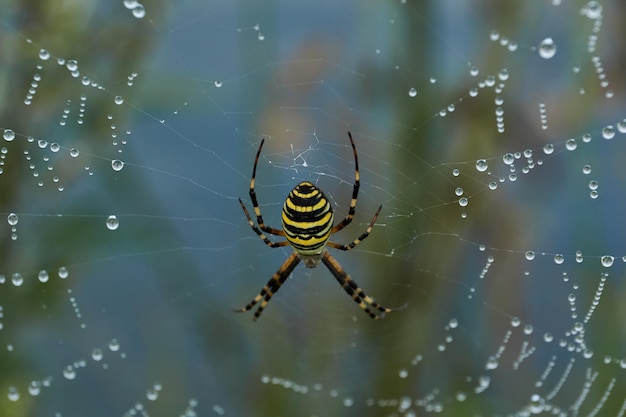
[282,181,334,256]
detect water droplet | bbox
[576,251,584,263]
[538,38,556,59]
[601,125,615,139]
[28,381,41,396]
[511,317,521,327]
[38,270,49,283]
[525,251,535,260]
[3,129,15,142]
[588,180,598,190]
[58,266,69,279]
[581,1,602,19]
[70,148,80,158]
[529,394,545,413]
[114,96,124,105]
[582,165,591,174]
[7,213,18,226]
[477,375,491,389]
[11,273,23,287]
[554,254,565,264]
[408,87,417,97]
[502,153,515,165]
[601,256,614,267]
[111,159,124,172]
[50,143,60,152]
[7,386,20,402]
[458,197,468,207]
[542,144,554,155]
[132,4,146,18]
[455,187,464,196]
[214,80,223,88]
[92,348,103,361]
[476,159,488,172]
[38,49,50,60]
[485,357,499,370]
[63,365,76,380]
[109,339,120,351]
[106,215,119,231]
[66,60,78,71]
[565,138,577,151]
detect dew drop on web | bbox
[475,159,488,172]
[7,386,19,402]
[542,144,554,155]
[600,255,614,267]
[3,128,15,142]
[38,270,49,283]
[111,159,124,172]
[601,125,615,139]
[63,365,76,380]
[106,215,120,231]
[538,37,556,59]
[7,212,18,226]
[11,273,23,287]
[58,266,69,279]
[132,4,146,19]
[38,49,50,60]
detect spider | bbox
[235,131,397,321]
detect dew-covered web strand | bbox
[10,18,251,189]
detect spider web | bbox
[0,0,625,415]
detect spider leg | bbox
[240,198,290,248]
[331,132,360,234]
[321,250,392,319]
[327,204,382,251]
[247,138,285,236]
[234,252,301,321]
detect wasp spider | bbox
[236,132,397,321]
